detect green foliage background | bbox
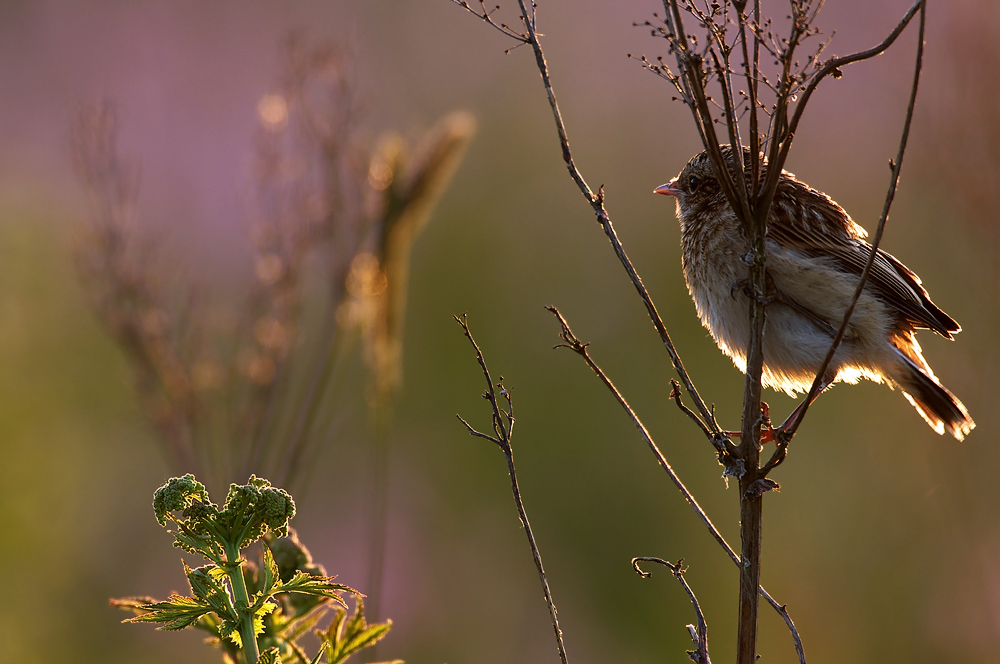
[1,1,997,663]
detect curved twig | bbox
[632,557,710,664]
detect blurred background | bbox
[1,1,998,662]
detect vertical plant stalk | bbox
[655,2,925,659]
[449,3,800,661]
[225,542,261,664]
[548,306,805,663]
[658,3,769,658]
[455,314,570,664]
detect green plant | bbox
[112,474,400,664]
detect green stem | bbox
[225,543,260,664]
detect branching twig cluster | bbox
[450,0,928,662]
[546,306,805,663]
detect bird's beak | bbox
[654,180,681,196]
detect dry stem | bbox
[454,314,570,664]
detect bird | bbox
[655,146,974,440]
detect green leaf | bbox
[280,571,355,607]
[318,600,396,664]
[109,595,160,616]
[276,604,329,642]
[338,621,393,661]
[172,519,224,562]
[185,563,237,620]
[259,646,283,664]
[252,599,279,639]
[125,594,214,631]
[220,616,242,648]
[261,541,280,596]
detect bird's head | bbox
[655,146,760,218]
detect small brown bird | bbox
[656,146,974,440]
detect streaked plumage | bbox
[656,146,974,440]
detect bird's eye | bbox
[688,175,701,193]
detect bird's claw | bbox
[721,403,777,445]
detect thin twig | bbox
[453,314,570,664]
[632,557,710,664]
[449,0,531,43]
[489,0,727,445]
[547,306,806,664]
[781,0,922,170]
[668,379,718,450]
[778,0,925,443]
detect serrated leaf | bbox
[193,611,225,639]
[276,603,329,642]
[220,616,242,647]
[279,571,354,607]
[261,541,280,595]
[185,562,237,619]
[125,594,214,631]
[319,600,395,664]
[252,599,279,638]
[259,646,283,664]
[339,621,392,659]
[109,595,160,616]
[329,607,348,640]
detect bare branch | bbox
[452,0,727,447]
[632,557,710,664]
[455,413,502,447]
[668,379,718,448]
[547,306,805,662]
[779,0,925,443]
[453,314,570,664]
[448,0,531,43]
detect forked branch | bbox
[453,314,570,664]
[547,306,806,664]
[451,0,730,452]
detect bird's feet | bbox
[721,402,777,444]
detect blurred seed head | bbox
[69,38,474,490]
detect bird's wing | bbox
[767,180,959,338]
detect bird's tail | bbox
[891,345,974,440]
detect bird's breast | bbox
[681,214,752,361]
